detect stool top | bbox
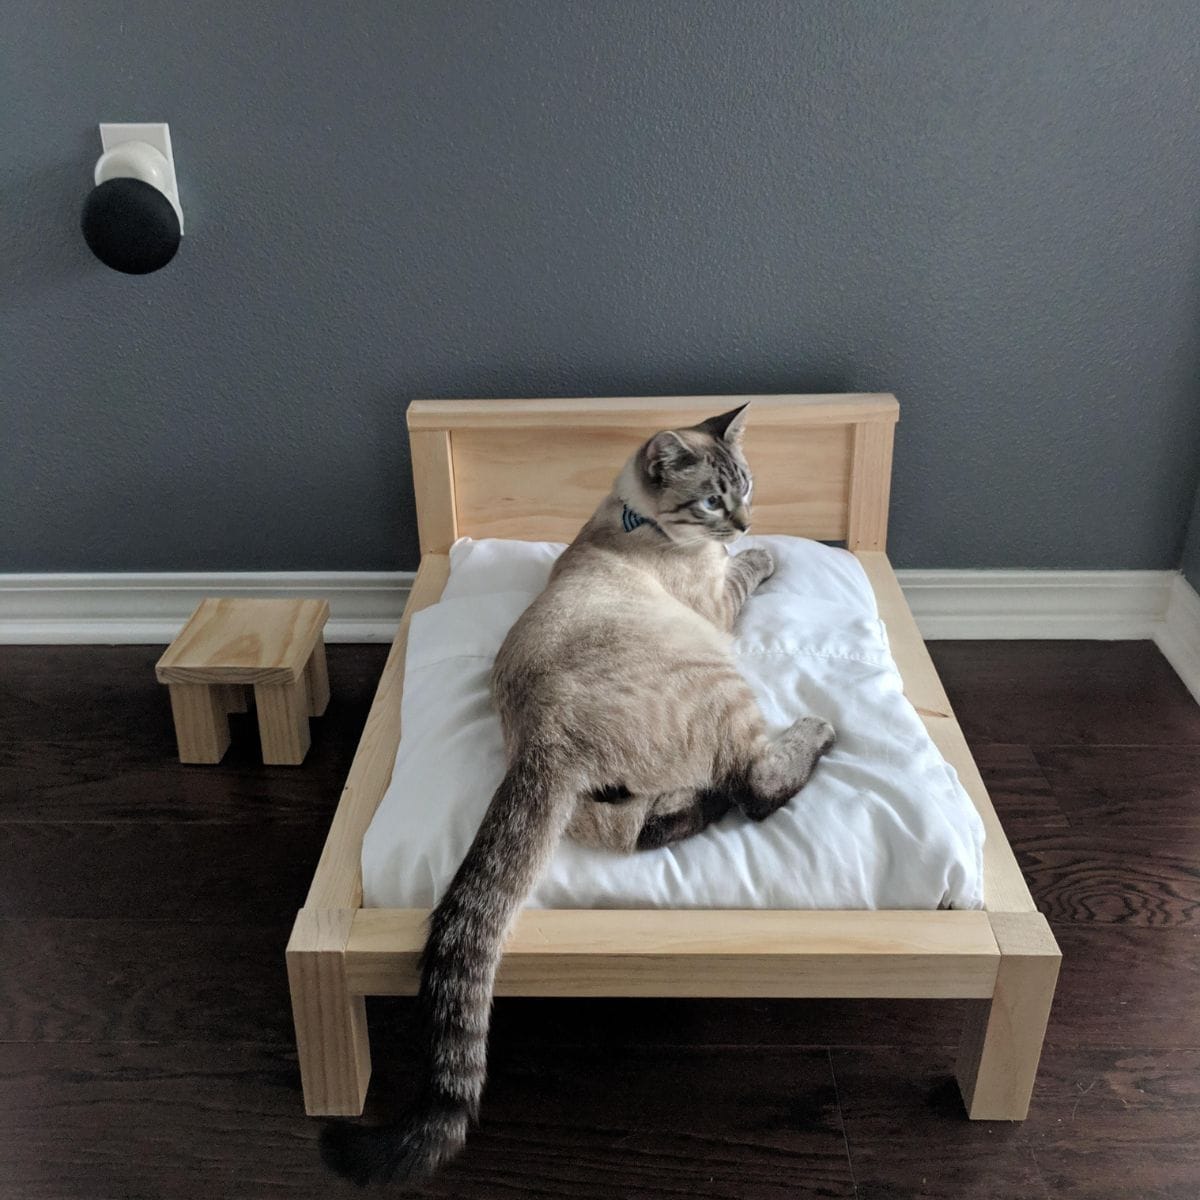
[156,598,330,685]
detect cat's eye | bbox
[701,495,723,511]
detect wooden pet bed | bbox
[287,393,1060,1123]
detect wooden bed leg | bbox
[286,908,371,1117]
[956,911,1061,1120]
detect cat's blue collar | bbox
[621,502,664,535]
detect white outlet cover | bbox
[98,122,183,233]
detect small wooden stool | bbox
[155,598,331,765]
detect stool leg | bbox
[304,637,331,716]
[255,679,311,765]
[168,684,230,764]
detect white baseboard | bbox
[0,572,415,644]
[895,569,1174,640]
[0,567,1188,650]
[1155,574,1200,705]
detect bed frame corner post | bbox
[846,412,896,552]
[408,426,459,555]
[956,910,1061,1120]
[286,907,371,1117]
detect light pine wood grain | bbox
[409,429,459,555]
[303,554,451,911]
[407,393,899,430]
[254,680,311,765]
[303,640,330,716]
[344,909,1000,999]
[406,393,897,547]
[847,419,895,551]
[290,560,449,1114]
[156,598,330,685]
[449,423,856,544]
[158,598,330,766]
[167,683,230,764]
[286,907,371,1116]
[956,911,1061,1119]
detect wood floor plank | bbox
[971,744,1070,833]
[0,821,329,920]
[3,639,1200,1199]
[0,645,387,823]
[0,918,295,1044]
[835,1043,1200,1200]
[0,645,387,739]
[1011,829,1200,928]
[1022,1089,1200,1200]
[1030,1044,1200,1109]
[1035,746,1200,828]
[1025,1105,1200,1200]
[928,641,1200,746]
[0,738,342,823]
[1044,926,1200,1048]
[406,1044,855,1199]
[0,646,176,745]
[0,1042,855,1200]
[831,1047,1051,1199]
[0,1042,331,1200]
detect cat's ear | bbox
[645,431,699,480]
[696,404,749,445]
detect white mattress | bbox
[362,536,985,911]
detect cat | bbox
[322,404,835,1185]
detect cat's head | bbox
[636,405,753,544]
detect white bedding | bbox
[362,536,985,911]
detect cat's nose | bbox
[731,508,749,532]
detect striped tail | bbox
[321,754,573,1185]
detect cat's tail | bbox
[320,751,575,1186]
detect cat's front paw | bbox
[790,715,836,757]
[737,547,775,585]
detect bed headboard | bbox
[406,393,899,554]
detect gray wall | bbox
[1183,485,1200,591]
[4,0,1200,572]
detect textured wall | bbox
[1183,486,1200,591]
[4,0,1200,572]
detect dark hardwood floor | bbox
[2,640,1199,1199]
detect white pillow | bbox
[363,535,985,911]
[442,535,880,617]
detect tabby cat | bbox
[323,405,835,1185]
